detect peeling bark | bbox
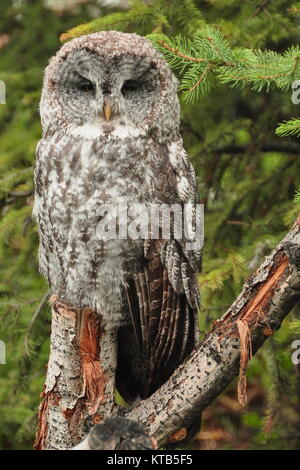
[79,308,107,415]
[35,297,118,449]
[37,217,300,450]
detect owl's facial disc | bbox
[56,49,161,133]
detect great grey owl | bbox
[33,31,201,401]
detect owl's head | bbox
[41,31,180,141]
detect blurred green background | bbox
[1,0,300,450]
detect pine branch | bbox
[60,1,158,42]
[276,118,300,137]
[60,0,204,42]
[148,29,300,100]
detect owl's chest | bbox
[45,136,161,206]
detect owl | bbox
[33,31,201,403]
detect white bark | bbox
[35,300,118,449]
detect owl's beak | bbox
[103,96,112,122]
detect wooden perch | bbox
[35,301,118,450]
[35,216,300,450]
[122,216,300,447]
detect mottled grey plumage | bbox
[33,31,201,400]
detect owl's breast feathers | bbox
[34,131,201,399]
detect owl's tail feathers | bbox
[116,252,198,403]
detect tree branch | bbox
[37,216,300,450]
[120,216,300,447]
[213,142,300,155]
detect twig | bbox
[24,290,50,355]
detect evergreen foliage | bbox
[276,117,300,136]
[1,0,300,450]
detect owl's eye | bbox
[121,79,141,94]
[77,81,95,93]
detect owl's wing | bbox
[160,139,202,307]
[116,138,201,401]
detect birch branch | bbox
[121,216,300,447]
[35,304,118,450]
